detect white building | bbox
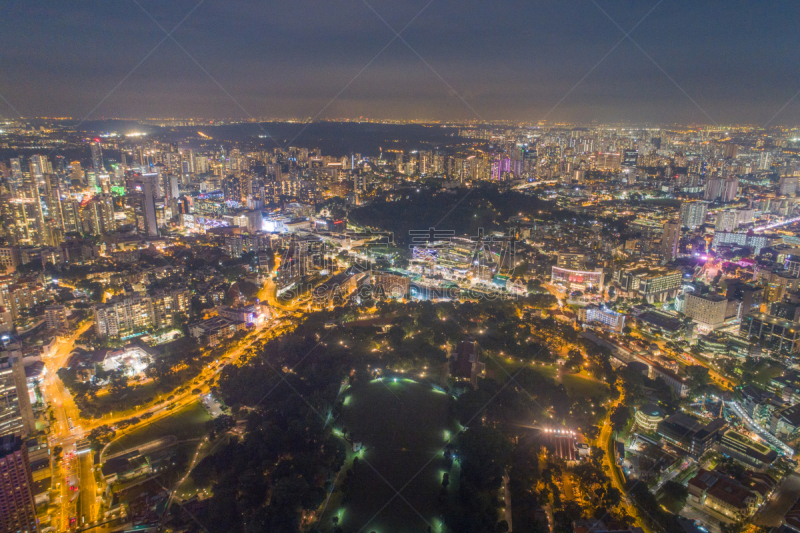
[684,293,728,330]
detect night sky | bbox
[2,0,800,125]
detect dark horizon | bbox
[2,1,800,126]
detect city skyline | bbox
[3,1,800,124]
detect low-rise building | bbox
[648,363,691,398]
[633,403,664,432]
[718,429,778,470]
[688,469,774,521]
[188,316,246,346]
[657,413,726,457]
[770,403,800,439]
[578,304,625,332]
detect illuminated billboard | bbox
[551,266,603,288]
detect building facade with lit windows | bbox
[657,412,726,457]
[688,469,773,521]
[0,435,37,533]
[633,403,664,432]
[578,305,625,332]
[739,312,800,357]
[93,287,190,338]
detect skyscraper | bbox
[129,176,159,237]
[9,158,23,195]
[81,194,116,235]
[0,435,37,533]
[660,221,680,262]
[0,343,35,438]
[91,140,104,172]
[722,178,739,202]
[5,183,50,246]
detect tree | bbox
[388,324,405,348]
[454,388,492,427]
[565,349,583,370]
[687,365,711,394]
[456,426,512,491]
[109,372,129,397]
[660,480,688,513]
[609,405,630,433]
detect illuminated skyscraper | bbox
[91,140,104,172]
[129,175,159,237]
[0,343,35,439]
[0,435,37,533]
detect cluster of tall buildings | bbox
[93,286,191,338]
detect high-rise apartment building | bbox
[0,435,37,533]
[93,288,191,338]
[660,221,680,261]
[44,305,67,330]
[679,201,708,229]
[704,178,739,202]
[81,194,116,235]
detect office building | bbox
[657,412,726,456]
[0,343,35,438]
[718,430,777,470]
[556,250,587,270]
[779,176,799,196]
[622,149,638,168]
[91,140,104,173]
[740,312,800,357]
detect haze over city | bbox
[3,1,800,123]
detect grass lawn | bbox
[751,363,784,388]
[561,372,609,399]
[106,401,211,457]
[322,379,457,533]
[487,357,559,382]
